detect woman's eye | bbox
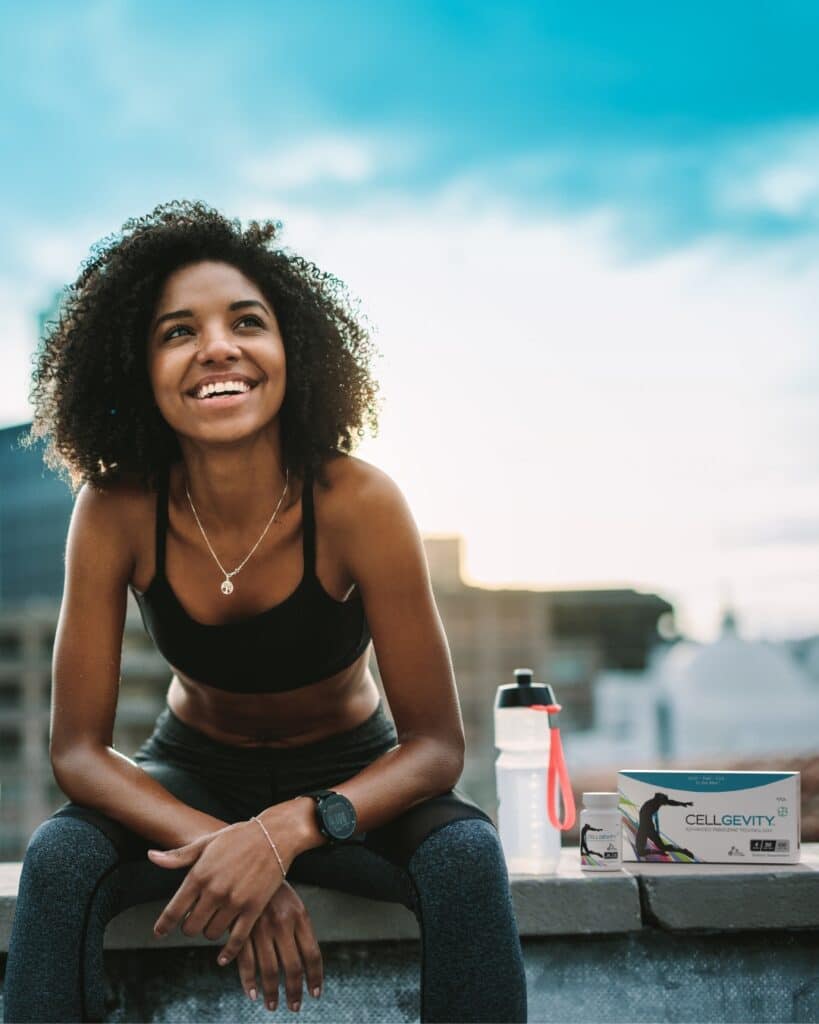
[162,315,263,342]
[164,324,190,341]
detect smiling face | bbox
[146,260,286,448]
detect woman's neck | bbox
[172,447,298,535]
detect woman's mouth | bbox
[186,381,261,409]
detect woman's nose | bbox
[196,329,242,359]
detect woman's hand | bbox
[229,882,324,1013]
[147,814,300,950]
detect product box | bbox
[618,770,800,864]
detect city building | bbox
[0,423,74,605]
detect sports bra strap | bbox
[301,463,316,575]
[155,462,170,578]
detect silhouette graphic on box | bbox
[635,792,694,859]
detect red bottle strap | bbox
[530,703,576,831]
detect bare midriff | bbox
[130,455,384,750]
[165,653,382,749]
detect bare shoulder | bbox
[74,472,145,525]
[72,472,154,581]
[317,452,421,585]
[99,471,154,524]
[317,452,407,524]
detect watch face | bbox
[321,793,357,840]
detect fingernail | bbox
[249,987,257,1001]
[312,986,321,999]
[267,998,276,1010]
[154,928,165,937]
[218,955,228,965]
[291,1001,300,1012]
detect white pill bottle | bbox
[579,792,622,871]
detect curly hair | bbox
[22,199,383,494]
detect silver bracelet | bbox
[250,815,287,879]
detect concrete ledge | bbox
[623,844,819,931]
[108,888,420,949]
[1,845,818,953]
[512,847,642,935]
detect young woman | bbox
[3,200,527,1023]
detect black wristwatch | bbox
[302,789,358,843]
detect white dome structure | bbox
[561,609,819,769]
[655,610,819,759]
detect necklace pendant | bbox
[220,578,234,596]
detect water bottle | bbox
[494,667,576,875]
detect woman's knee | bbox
[408,817,509,889]
[20,812,119,898]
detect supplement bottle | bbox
[579,792,622,871]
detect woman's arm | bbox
[53,749,229,848]
[49,481,228,848]
[256,460,466,853]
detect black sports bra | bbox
[130,461,372,693]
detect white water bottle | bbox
[494,668,575,875]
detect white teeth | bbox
[193,380,252,399]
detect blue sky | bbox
[4,2,819,250]
[2,1,819,641]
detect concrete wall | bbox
[2,846,818,1022]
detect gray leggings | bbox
[3,700,527,1023]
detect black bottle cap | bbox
[495,667,557,708]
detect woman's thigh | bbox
[7,756,242,1024]
[285,786,497,911]
[363,785,497,871]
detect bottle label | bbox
[580,822,621,867]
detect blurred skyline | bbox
[2,2,818,642]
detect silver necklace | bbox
[184,468,290,596]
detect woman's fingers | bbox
[234,941,259,1002]
[211,881,323,1011]
[252,917,282,1012]
[274,927,306,1013]
[180,892,222,938]
[207,902,258,955]
[295,908,324,999]
[153,881,202,937]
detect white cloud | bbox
[0,277,48,427]
[228,184,819,642]
[238,131,421,191]
[5,172,819,643]
[713,120,819,221]
[240,135,376,189]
